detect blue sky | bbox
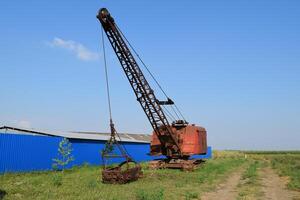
[1,1,299,150]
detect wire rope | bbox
[174,104,186,122]
[115,24,188,122]
[101,27,113,121]
[101,27,133,161]
[162,106,176,122]
[170,106,180,120]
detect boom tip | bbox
[97,8,110,20]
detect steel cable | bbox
[101,26,133,161]
[101,27,113,121]
[115,24,187,122]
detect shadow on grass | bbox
[0,189,7,200]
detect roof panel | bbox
[0,126,151,143]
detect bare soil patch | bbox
[260,167,300,200]
[201,168,244,200]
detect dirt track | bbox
[260,167,300,200]
[201,167,300,200]
[201,169,243,200]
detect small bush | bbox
[52,138,74,171]
[241,161,260,185]
[51,174,62,186]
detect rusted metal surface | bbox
[102,161,142,184]
[151,123,207,157]
[149,159,205,171]
[101,120,142,184]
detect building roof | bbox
[0,126,151,143]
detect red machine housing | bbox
[150,123,207,157]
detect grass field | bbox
[267,154,300,190]
[236,160,264,200]
[0,151,299,200]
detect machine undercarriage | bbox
[149,158,205,171]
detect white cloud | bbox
[17,120,31,129]
[48,37,100,61]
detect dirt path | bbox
[259,167,300,200]
[201,169,244,200]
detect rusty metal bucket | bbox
[102,160,143,184]
[101,120,142,184]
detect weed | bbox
[244,151,300,155]
[268,154,300,190]
[184,191,198,200]
[242,161,259,184]
[175,182,184,188]
[195,158,245,185]
[237,161,263,200]
[87,179,98,188]
[51,173,62,186]
[52,138,74,171]
[83,162,90,167]
[0,154,252,200]
[135,188,164,200]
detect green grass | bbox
[1,152,299,199]
[242,161,260,183]
[243,151,300,155]
[135,187,164,200]
[184,191,199,200]
[237,160,264,200]
[266,154,300,191]
[240,152,300,194]
[0,155,246,200]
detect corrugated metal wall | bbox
[0,133,212,173]
[0,134,61,173]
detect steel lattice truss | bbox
[98,9,180,156]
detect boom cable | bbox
[170,106,180,119]
[116,24,169,98]
[174,104,186,121]
[162,106,176,122]
[101,26,112,121]
[115,24,187,122]
[101,26,133,160]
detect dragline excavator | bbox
[97,8,207,170]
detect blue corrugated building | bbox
[0,126,212,173]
